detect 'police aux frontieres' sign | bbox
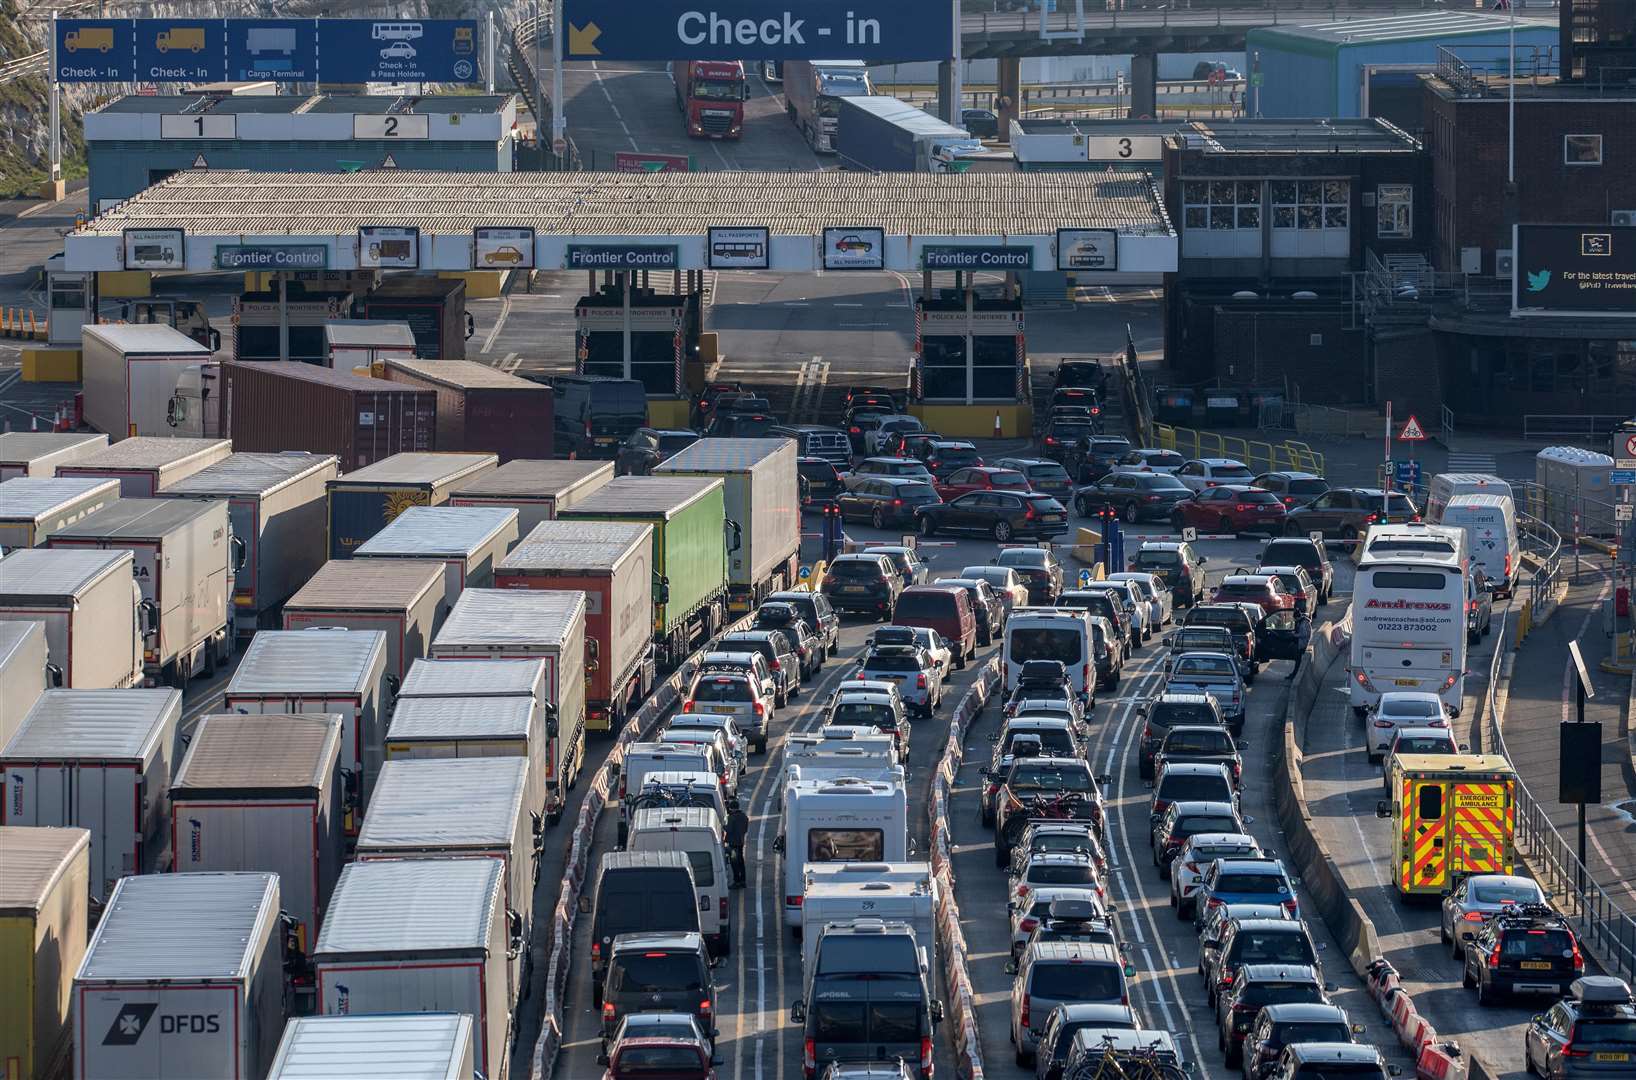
[561,0,952,62]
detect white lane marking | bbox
[480,294,511,353]
[1111,664,1212,1078]
[502,352,523,373]
[833,302,864,307]
[1141,947,1178,1030]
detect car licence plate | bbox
[1041,513,1063,521]
[1394,678,1420,687]
[1520,961,1552,970]
[841,586,867,593]
[1595,1054,1630,1062]
[708,705,737,714]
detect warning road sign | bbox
[1397,414,1427,441]
[1623,433,1636,459]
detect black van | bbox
[547,375,648,459]
[582,850,700,1004]
[792,922,942,1078]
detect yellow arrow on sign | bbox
[568,21,601,55]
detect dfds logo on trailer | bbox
[102,1003,158,1045]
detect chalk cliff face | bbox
[1,0,524,195]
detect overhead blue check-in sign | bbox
[562,0,953,61]
[134,20,227,84]
[57,21,137,81]
[316,19,481,84]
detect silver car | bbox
[1168,832,1261,920]
[858,644,944,716]
[667,712,748,771]
[682,669,772,753]
[1440,874,1547,958]
[1108,571,1172,630]
[1367,691,1448,764]
[1009,884,1104,958]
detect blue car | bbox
[1192,857,1297,931]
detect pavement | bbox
[1496,558,1636,906]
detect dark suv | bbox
[1217,965,1332,1068]
[601,931,717,1059]
[549,375,648,458]
[1129,541,1208,607]
[821,554,901,619]
[1258,537,1334,606]
[1208,919,1322,1009]
[1074,471,1192,522]
[995,546,1063,604]
[1242,1003,1357,1080]
[1526,977,1636,1080]
[1464,903,1584,1004]
[1138,692,1224,780]
[716,629,801,706]
[1184,604,1261,677]
[765,590,840,660]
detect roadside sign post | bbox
[1562,641,1597,893]
[1394,410,1427,517]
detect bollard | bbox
[993,411,1002,439]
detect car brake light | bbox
[1205,481,1216,487]
[1016,884,1030,897]
[1219,969,1236,989]
[583,419,593,438]
[1364,513,1378,524]
[1025,506,1037,520]
[1281,898,1298,914]
[921,1036,934,1071]
[1019,995,1031,1030]
[1463,911,1485,922]
[1020,916,1039,932]
[1573,941,1584,971]
[1488,942,1502,968]
[1504,552,1512,576]
[602,1000,615,1022]
[683,699,695,712]
[1373,718,1394,728]
[1206,897,1224,908]
[591,940,602,961]
[753,702,765,716]
[1429,718,1448,728]
[1563,1044,1591,1058]
[1236,504,1248,512]
[916,673,928,689]
[805,1038,816,1071]
[788,894,803,907]
[1145,493,1161,501]
[700,998,713,1015]
[849,425,860,434]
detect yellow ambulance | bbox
[1376,753,1517,898]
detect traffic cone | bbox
[993,411,1003,439]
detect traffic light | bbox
[821,501,843,562]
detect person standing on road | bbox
[726,799,749,888]
[1284,611,1314,680]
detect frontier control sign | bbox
[567,245,679,270]
[920,245,1032,271]
[561,0,954,61]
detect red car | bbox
[935,465,1032,501]
[1210,574,1294,616]
[1171,485,1288,535]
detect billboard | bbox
[53,18,478,83]
[1514,224,1636,316]
[822,227,884,271]
[475,228,536,269]
[1056,229,1118,271]
[358,226,420,269]
[561,0,953,61]
[226,19,316,81]
[707,227,769,269]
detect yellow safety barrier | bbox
[1152,422,1324,476]
[796,560,827,591]
[1517,599,1533,644]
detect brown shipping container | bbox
[381,359,554,462]
[222,362,436,472]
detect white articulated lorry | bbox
[0,548,143,689]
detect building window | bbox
[1565,135,1603,166]
[1272,180,1348,230]
[1378,185,1413,239]
[1182,179,1261,231]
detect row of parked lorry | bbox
[0,430,813,1080]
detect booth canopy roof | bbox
[81,168,1173,238]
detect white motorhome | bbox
[801,860,938,975]
[779,775,908,930]
[1426,473,1513,525]
[1349,537,1467,717]
[1440,493,1520,597]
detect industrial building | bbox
[85,92,519,210]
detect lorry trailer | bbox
[315,858,516,1079]
[1,688,183,903]
[381,357,555,461]
[79,323,216,440]
[73,872,285,1080]
[448,458,615,537]
[388,657,552,823]
[221,361,437,472]
[162,451,338,635]
[353,504,519,603]
[224,629,389,832]
[0,620,51,747]
[0,825,90,1080]
[48,497,234,687]
[783,59,873,154]
[55,436,231,497]
[0,548,143,690]
[282,559,448,683]
[495,519,654,733]
[326,451,498,559]
[270,1014,476,1080]
[0,476,119,549]
[557,476,731,667]
[0,432,108,481]
[430,588,588,822]
[169,712,346,958]
[654,437,800,614]
[834,94,992,173]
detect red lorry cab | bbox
[675,60,747,139]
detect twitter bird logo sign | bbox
[1525,269,1552,293]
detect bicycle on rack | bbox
[1063,1033,1189,1080]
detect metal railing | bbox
[1439,405,1454,448]
[509,14,581,172]
[1483,587,1636,983]
[1521,414,1628,444]
[1154,422,1324,476]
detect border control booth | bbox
[60,169,1177,433]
